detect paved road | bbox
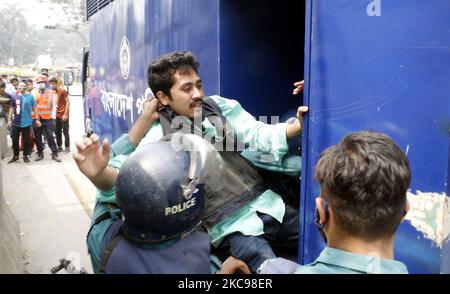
[2,84,96,273]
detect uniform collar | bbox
[314,247,408,274]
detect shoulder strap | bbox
[158,107,176,136]
[96,221,125,274]
[86,211,112,239]
[202,97,223,116]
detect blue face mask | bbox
[314,198,330,243]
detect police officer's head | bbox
[314,131,410,243]
[116,133,223,243]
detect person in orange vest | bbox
[33,75,61,162]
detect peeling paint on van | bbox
[405,191,450,248]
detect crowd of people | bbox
[0,69,71,164]
[74,51,412,274]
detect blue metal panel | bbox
[301,0,450,273]
[86,0,306,141]
[86,0,220,142]
[144,0,220,99]
[219,0,305,117]
[87,0,146,142]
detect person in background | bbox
[49,77,70,154]
[33,75,61,162]
[7,77,19,95]
[0,82,13,159]
[7,82,40,163]
[26,79,35,94]
[22,78,37,153]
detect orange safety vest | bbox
[35,90,55,120]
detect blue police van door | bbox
[300,0,450,273]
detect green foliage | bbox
[0,0,87,68]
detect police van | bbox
[81,0,450,273]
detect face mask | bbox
[314,198,330,243]
[38,83,46,90]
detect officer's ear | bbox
[315,197,329,225]
[156,91,170,106]
[403,200,410,220]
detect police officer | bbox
[88,133,249,274]
[259,131,411,274]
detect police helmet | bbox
[116,133,223,243]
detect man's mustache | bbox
[190,99,203,108]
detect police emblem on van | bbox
[119,36,131,79]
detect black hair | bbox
[315,131,410,240]
[49,77,58,84]
[147,51,199,98]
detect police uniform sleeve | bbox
[110,134,136,158]
[96,155,129,203]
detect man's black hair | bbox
[147,51,200,98]
[0,82,5,88]
[315,131,410,240]
[10,77,18,83]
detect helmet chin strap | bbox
[162,133,211,200]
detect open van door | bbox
[300,0,450,273]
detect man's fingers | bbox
[298,106,309,114]
[297,106,309,120]
[293,80,305,95]
[83,137,92,146]
[90,133,100,145]
[73,152,86,163]
[76,140,86,152]
[101,138,110,158]
[143,97,159,113]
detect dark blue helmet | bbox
[116,134,222,243]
